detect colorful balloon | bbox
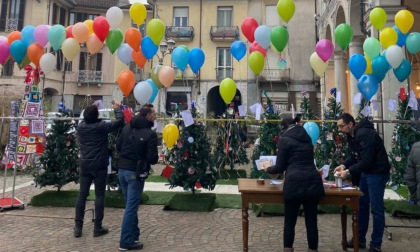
[133,81,153,105]
[406,32,420,54]
[146,19,165,45]
[219,78,237,104]
[270,26,288,53]
[393,26,407,47]
[21,25,36,46]
[130,3,147,26]
[48,24,66,52]
[334,23,353,50]
[364,55,372,74]
[158,66,176,88]
[27,43,44,66]
[141,36,158,60]
[125,27,142,51]
[357,74,379,101]
[72,22,89,43]
[86,34,103,55]
[171,46,189,71]
[230,40,246,61]
[371,55,389,82]
[249,41,267,57]
[93,16,110,42]
[310,52,328,77]
[0,41,10,65]
[395,10,414,34]
[7,31,21,45]
[303,122,320,145]
[118,70,135,96]
[363,37,380,60]
[315,39,334,62]
[188,48,205,74]
[348,54,367,79]
[146,79,159,103]
[393,59,411,82]
[254,25,271,49]
[66,25,73,39]
[162,123,179,148]
[106,28,123,54]
[106,6,123,28]
[369,7,387,30]
[117,43,133,65]
[10,40,27,64]
[40,53,56,75]
[379,27,398,49]
[248,51,264,75]
[241,17,258,43]
[151,65,164,89]
[34,25,50,47]
[61,38,80,61]
[84,19,94,35]
[132,49,147,68]
[385,45,404,69]
[277,0,295,23]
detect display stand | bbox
[0,164,25,212]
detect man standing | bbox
[334,113,390,252]
[117,104,158,251]
[74,101,124,237]
[405,141,420,206]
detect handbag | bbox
[131,126,150,179]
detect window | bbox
[166,92,189,115]
[217,48,232,80]
[1,59,14,76]
[217,6,232,27]
[69,12,99,25]
[79,52,102,71]
[173,7,188,27]
[265,5,281,27]
[0,0,26,31]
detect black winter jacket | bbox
[267,125,324,201]
[77,108,124,171]
[117,116,158,172]
[344,118,390,185]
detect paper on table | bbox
[181,110,194,127]
[270,180,283,185]
[320,164,329,179]
[238,105,246,116]
[260,155,277,165]
[341,187,357,190]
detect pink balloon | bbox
[0,40,10,65]
[249,41,267,57]
[315,39,334,62]
[158,66,176,88]
[34,25,50,47]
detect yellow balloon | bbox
[61,38,80,61]
[162,123,179,148]
[147,19,165,45]
[277,0,295,23]
[310,52,328,77]
[369,7,387,30]
[248,51,265,75]
[84,19,94,35]
[130,3,147,26]
[379,27,398,49]
[219,78,237,104]
[395,10,414,34]
[364,54,372,74]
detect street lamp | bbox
[156,38,175,114]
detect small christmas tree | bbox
[107,130,122,189]
[388,91,420,187]
[34,105,79,192]
[250,92,281,178]
[300,90,315,121]
[168,104,217,193]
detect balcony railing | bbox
[77,70,103,83]
[174,67,195,80]
[8,18,18,31]
[210,26,240,41]
[165,26,194,41]
[216,67,233,81]
[259,69,290,82]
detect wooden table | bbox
[238,179,363,252]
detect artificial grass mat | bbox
[384,199,420,217]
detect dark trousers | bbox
[75,169,107,228]
[284,197,320,250]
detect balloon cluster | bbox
[348,8,416,101]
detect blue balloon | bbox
[371,55,389,82]
[10,40,27,64]
[231,40,246,61]
[393,26,408,47]
[406,32,420,54]
[357,74,379,101]
[348,54,366,79]
[171,47,188,71]
[146,78,159,103]
[393,59,412,82]
[21,25,36,47]
[117,43,133,65]
[141,36,158,60]
[303,122,320,145]
[188,48,205,74]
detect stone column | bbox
[348,36,365,116]
[334,50,348,112]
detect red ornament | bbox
[161,165,173,179]
[183,151,189,159]
[273,135,278,144]
[195,181,202,189]
[400,88,406,101]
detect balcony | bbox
[210,26,240,41]
[77,70,103,84]
[259,69,290,82]
[216,67,233,81]
[174,68,195,80]
[165,26,194,41]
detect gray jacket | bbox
[405,141,420,206]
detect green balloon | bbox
[335,23,353,50]
[363,37,381,60]
[150,65,164,89]
[106,28,123,54]
[270,26,289,53]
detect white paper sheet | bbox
[238,105,246,116]
[408,91,418,111]
[181,110,194,127]
[255,104,262,120]
[353,93,362,105]
[336,91,341,103]
[155,121,164,133]
[372,100,378,111]
[388,99,397,111]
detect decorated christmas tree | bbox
[213,109,249,170]
[168,104,217,193]
[388,91,420,187]
[107,130,121,189]
[250,93,281,179]
[300,91,315,121]
[34,104,79,192]
[314,88,349,179]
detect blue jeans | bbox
[118,169,145,247]
[358,173,389,249]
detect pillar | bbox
[334,50,348,111]
[348,35,365,116]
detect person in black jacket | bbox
[264,117,324,252]
[334,113,390,252]
[117,104,158,251]
[74,102,124,238]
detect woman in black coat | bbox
[265,117,324,252]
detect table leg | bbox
[352,210,359,252]
[341,205,347,250]
[242,206,249,252]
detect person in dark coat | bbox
[405,141,420,206]
[74,102,124,238]
[334,113,390,252]
[264,117,324,252]
[117,104,158,251]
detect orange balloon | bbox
[132,49,146,68]
[27,43,44,67]
[125,28,142,51]
[72,22,89,43]
[8,31,21,45]
[117,70,135,96]
[86,34,103,55]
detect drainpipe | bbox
[359,0,371,36]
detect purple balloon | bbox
[316,39,334,62]
[0,40,10,65]
[34,25,50,47]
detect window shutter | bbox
[18,0,26,31]
[79,52,86,70]
[96,53,102,71]
[0,0,8,31]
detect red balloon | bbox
[241,17,258,43]
[66,25,73,38]
[93,16,110,42]
[249,41,267,57]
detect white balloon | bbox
[117,43,133,65]
[133,81,153,105]
[106,7,123,28]
[40,53,56,75]
[0,35,7,42]
[254,25,272,49]
[385,45,404,69]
